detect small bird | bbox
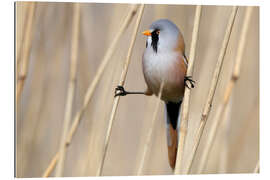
[115,19,194,170]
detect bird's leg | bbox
[184,76,195,89]
[114,86,145,97]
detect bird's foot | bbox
[114,85,128,97]
[184,76,195,89]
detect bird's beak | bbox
[142,30,151,36]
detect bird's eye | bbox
[156,30,160,34]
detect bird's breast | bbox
[142,50,187,102]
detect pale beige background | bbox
[16,2,259,177]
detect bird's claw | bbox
[114,85,127,97]
[184,76,195,89]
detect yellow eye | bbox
[156,30,160,34]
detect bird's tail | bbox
[165,101,182,170]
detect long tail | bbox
[165,101,182,170]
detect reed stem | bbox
[41,4,139,177]
[196,7,253,173]
[185,6,238,174]
[65,4,138,145]
[16,2,36,105]
[174,5,202,174]
[96,4,145,176]
[42,152,59,177]
[55,3,81,177]
[137,82,164,175]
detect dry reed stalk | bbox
[254,160,259,173]
[66,4,138,145]
[16,2,36,105]
[15,2,22,71]
[185,6,238,174]
[135,4,167,175]
[137,81,164,175]
[96,4,145,176]
[174,5,201,175]
[42,152,60,177]
[42,5,138,177]
[54,3,81,177]
[16,2,33,72]
[16,3,36,176]
[196,7,253,173]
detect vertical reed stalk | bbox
[42,4,138,177]
[16,3,36,177]
[55,3,81,177]
[16,2,36,105]
[196,7,253,173]
[96,4,145,176]
[185,6,238,174]
[174,5,201,175]
[65,4,138,145]
[137,8,167,176]
[137,81,164,175]
[16,2,23,71]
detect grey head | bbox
[146,19,181,53]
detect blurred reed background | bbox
[15,2,259,178]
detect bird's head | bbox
[142,19,184,53]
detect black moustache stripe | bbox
[151,29,159,53]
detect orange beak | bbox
[142,30,151,36]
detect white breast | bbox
[142,45,185,102]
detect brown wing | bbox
[176,33,188,85]
[174,31,186,55]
